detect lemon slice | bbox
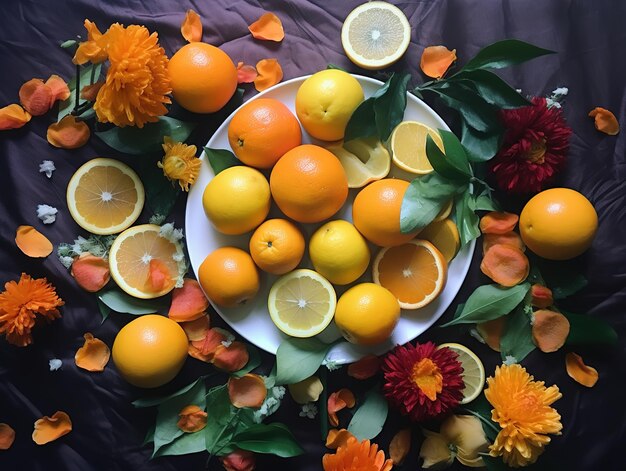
[326,138,390,188]
[341,1,411,70]
[109,224,185,299]
[437,343,486,404]
[433,199,453,222]
[268,269,337,338]
[389,121,444,174]
[419,219,461,263]
[66,158,145,235]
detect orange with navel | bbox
[249,219,306,275]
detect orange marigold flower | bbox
[485,364,562,467]
[93,23,171,128]
[158,137,200,191]
[73,19,109,65]
[0,273,64,347]
[323,437,393,471]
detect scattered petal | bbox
[248,12,284,42]
[531,284,553,309]
[39,160,56,178]
[420,45,457,79]
[480,244,530,286]
[168,278,209,322]
[299,402,318,419]
[565,352,599,387]
[220,449,256,471]
[254,58,283,92]
[0,423,16,450]
[0,104,31,130]
[70,253,110,292]
[325,428,355,450]
[181,9,203,42]
[237,62,258,84]
[212,341,249,372]
[32,411,72,445]
[177,404,207,432]
[440,415,489,467]
[74,332,110,372]
[45,75,71,106]
[15,225,53,258]
[19,78,53,116]
[191,327,229,358]
[37,204,58,224]
[419,429,454,469]
[479,212,519,234]
[347,354,381,380]
[476,317,506,352]
[389,428,411,465]
[532,309,571,353]
[327,388,356,427]
[288,376,324,404]
[147,259,174,293]
[482,231,525,254]
[47,115,90,149]
[80,81,104,101]
[588,107,619,135]
[228,373,267,408]
[49,359,62,371]
[181,315,211,342]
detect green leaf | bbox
[437,129,473,179]
[232,423,304,457]
[373,72,410,141]
[60,39,77,49]
[153,430,205,457]
[327,63,347,71]
[453,70,530,108]
[441,283,530,327]
[500,304,536,362]
[133,378,205,408]
[231,344,262,378]
[204,147,241,175]
[274,338,332,385]
[137,157,181,221]
[95,116,196,155]
[204,386,255,455]
[344,98,377,142]
[535,260,588,299]
[143,424,156,445]
[461,120,502,162]
[347,388,388,440]
[428,85,499,133]
[98,288,170,316]
[97,298,110,324]
[454,190,481,246]
[563,311,618,348]
[400,173,465,233]
[58,63,101,121]
[462,39,555,71]
[472,193,499,212]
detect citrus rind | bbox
[437,342,486,404]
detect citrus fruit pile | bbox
[199,68,460,347]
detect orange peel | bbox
[237,62,258,84]
[15,225,53,258]
[180,315,211,342]
[254,58,283,92]
[75,332,110,372]
[0,104,31,130]
[588,107,619,135]
[327,388,356,427]
[248,12,284,42]
[389,428,411,465]
[480,244,529,287]
[47,115,90,149]
[531,284,553,309]
[476,316,506,352]
[19,78,53,116]
[70,253,110,292]
[325,428,355,450]
[565,352,598,387]
[0,423,15,450]
[181,10,202,42]
[532,309,570,353]
[420,45,457,79]
[347,354,381,380]
[228,373,267,408]
[177,405,207,432]
[479,211,519,235]
[168,278,209,323]
[32,411,72,445]
[482,231,525,254]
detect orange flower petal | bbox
[254,58,283,92]
[588,107,619,135]
[237,62,258,84]
[212,341,249,372]
[220,449,256,471]
[80,81,104,101]
[248,12,285,42]
[181,315,211,342]
[565,352,599,387]
[532,309,571,353]
[32,411,72,445]
[181,10,203,43]
[191,327,228,357]
[74,332,110,372]
[15,225,53,258]
[46,115,90,149]
[146,259,174,293]
[420,45,457,79]
[476,316,506,352]
[480,211,519,235]
[0,104,31,130]
[19,78,53,116]
[45,75,71,106]
[482,231,525,254]
[531,284,553,309]
[168,278,209,322]
[70,253,110,292]
[0,423,16,450]
[389,428,411,465]
[177,404,208,432]
[480,244,530,287]
[328,388,356,426]
[347,354,381,380]
[325,428,355,450]
[228,373,267,408]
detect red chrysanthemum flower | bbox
[382,341,464,422]
[490,97,572,194]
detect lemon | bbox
[309,220,371,285]
[433,199,453,222]
[112,315,188,388]
[268,269,337,338]
[389,121,445,174]
[437,343,485,404]
[334,283,400,345]
[202,166,271,235]
[419,219,461,263]
[295,69,364,141]
[341,1,411,70]
[326,137,390,188]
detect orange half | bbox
[372,240,447,309]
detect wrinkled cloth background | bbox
[1,1,625,470]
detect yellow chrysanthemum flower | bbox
[485,364,563,467]
[158,137,200,191]
[93,23,171,128]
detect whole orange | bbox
[112,315,188,388]
[270,144,348,223]
[168,43,237,113]
[227,98,302,169]
[519,188,598,260]
[352,178,419,246]
[249,219,305,275]
[198,247,260,307]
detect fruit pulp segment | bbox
[273,276,332,330]
[348,9,406,60]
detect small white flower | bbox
[253,386,285,423]
[221,339,233,348]
[552,87,569,97]
[325,359,341,371]
[299,402,318,419]
[546,98,561,109]
[149,213,166,225]
[39,160,56,178]
[37,204,58,224]
[49,359,62,371]
[172,252,184,262]
[503,355,518,365]
[159,223,184,242]
[59,255,74,269]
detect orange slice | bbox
[372,240,447,309]
[66,158,145,235]
[109,224,184,299]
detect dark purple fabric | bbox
[1,1,625,470]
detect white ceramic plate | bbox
[186,74,475,364]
